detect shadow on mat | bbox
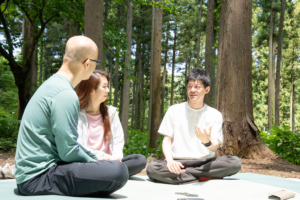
[146,178,207,186]
[14,188,127,199]
[129,176,145,181]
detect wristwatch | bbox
[203,141,212,147]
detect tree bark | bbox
[109,56,113,105]
[113,4,121,108]
[275,0,286,126]
[84,0,104,69]
[196,0,203,68]
[268,0,275,130]
[149,2,163,148]
[170,25,177,106]
[290,74,295,132]
[148,6,155,133]
[204,0,215,106]
[161,22,169,118]
[290,45,295,132]
[22,17,38,110]
[121,0,133,142]
[215,0,274,158]
[139,47,144,131]
[39,39,44,85]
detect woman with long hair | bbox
[76,70,146,177]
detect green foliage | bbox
[0,107,18,151]
[123,129,163,158]
[0,56,19,152]
[260,125,300,165]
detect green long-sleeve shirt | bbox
[15,74,97,184]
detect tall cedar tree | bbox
[84,0,104,69]
[275,0,286,126]
[215,0,274,158]
[121,0,132,141]
[149,1,163,148]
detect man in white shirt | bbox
[146,68,241,184]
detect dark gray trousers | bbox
[146,156,241,184]
[17,154,146,197]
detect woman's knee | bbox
[136,154,147,169]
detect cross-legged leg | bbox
[121,154,147,177]
[147,156,241,184]
[17,160,129,197]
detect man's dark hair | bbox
[186,68,210,88]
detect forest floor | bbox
[1,151,300,180]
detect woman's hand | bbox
[98,153,121,162]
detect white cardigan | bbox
[77,106,124,159]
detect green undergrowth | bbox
[123,129,163,158]
[0,107,19,151]
[260,125,300,165]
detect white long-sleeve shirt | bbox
[77,106,124,160]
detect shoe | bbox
[1,163,15,179]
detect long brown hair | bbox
[76,70,111,141]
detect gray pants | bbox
[146,156,241,184]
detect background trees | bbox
[1,0,300,164]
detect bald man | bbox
[15,36,128,197]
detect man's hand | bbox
[166,159,185,174]
[195,125,212,144]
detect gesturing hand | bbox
[166,160,185,174]
[195,125,212,144]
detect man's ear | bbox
[83,60,89,70]
[205,86,210,94]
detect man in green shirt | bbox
[15,36,128,196]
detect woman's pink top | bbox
[86,113,111,156]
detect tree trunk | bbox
[109,56,113,105]
[121,0,133,142]
[149,2,163,148]
[148,6,156,133]
[272,14,276,117]
[22,18,38,106]
[39,39,44,85]
[139,48,144,131]
[68,20,75,39]
[161,22,169,118]
[84,0,104,69]
[290,46,295,132]
[103,0,110,69]
[113,4,121,108]
[275,0,286,126]
[290,75,295,132]
[268,0,275,130]
[131,78,136,128]
[196,0,203,68]
[215,0,274,158]
[204,0,215,106]
[170,25,177,106]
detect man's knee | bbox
[146,160,162,179]
[229,156,242,173]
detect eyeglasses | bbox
[82,59,101,66]
[187,85,202,90]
